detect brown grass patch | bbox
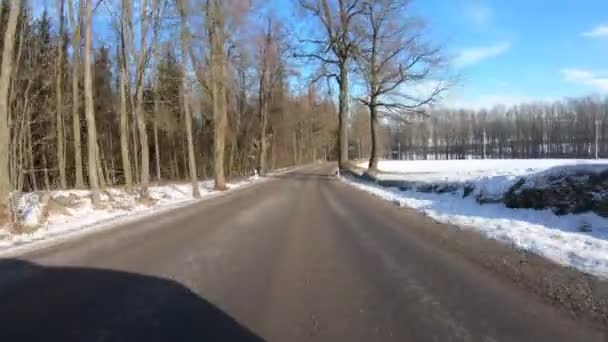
[8,223,37,235]
[137,196,158,207]
[0,206,10,226]
[45,199,71,217]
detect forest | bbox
[0,0,342,217]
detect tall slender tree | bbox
[83,0,100,205]
[0,0,21,219]
[256,18,284,176]
[207,0,228,190]
[68,0,85,188]
[55,0,67,188]
[118,0,133,191]
[179,14,201,198]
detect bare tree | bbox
[83,0,100,205]
[68,0,85,188]
[356,0,444,172]
[117,0,133,191]
[126,0,160,197]
[0,0,21,218]
[207,0,228,190]
[179,12,201,198]
[256,18,284,175]
[55,0,67,188]
[298,0,363,168]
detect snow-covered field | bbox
[368,159,608,199]
[0,176,262,255]
[347,159,608,279]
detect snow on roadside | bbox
[365,159,608,199]
[0,177,262,254]
[344,161,608,279]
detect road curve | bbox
[0,164,604,341]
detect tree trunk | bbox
[84,0,101,206]
[69,0,85,188]
[43,155,50,191]
[55,0,67,189]
[135,83,150,197]
[0,0,20,218]
[153,81,161,183]
[96,141,106,189]
[109,129,116,184]
[208,0,227,190]
[257,18,272,176]
[153,113,160,182]
[368,104,379,172]
[271,131,277,170]
[119,14,133,191]
[227,139,235,177]
[338,62,349,168]
[131,108,140,184]
[13,115,23,191]
[292,131,297,166]
[27,120,36,191]
[171,133,179,179]
[119,67,133,190]
[182,79,200,198]
[16,120,25,191]
[258,99,268,175]
[131,0,152,197]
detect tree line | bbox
[357,97,608,161]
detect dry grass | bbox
[137,195,158,207]
[45,199,71,217]
[9,223,36,235]
[0,205,10,226]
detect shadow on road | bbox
[0,259,265,342]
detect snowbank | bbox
[362,159,608,200]
[347,159,608,279]
[0,177,261,254]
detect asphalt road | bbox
[0,164,604,341]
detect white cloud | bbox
[454,42,510,67]
[582,25,608,38]
[562,68,608,91]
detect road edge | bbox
[0,163,317,259]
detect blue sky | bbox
[412,0,608,108]
[272,0,608,109]
[35,0,608,109]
